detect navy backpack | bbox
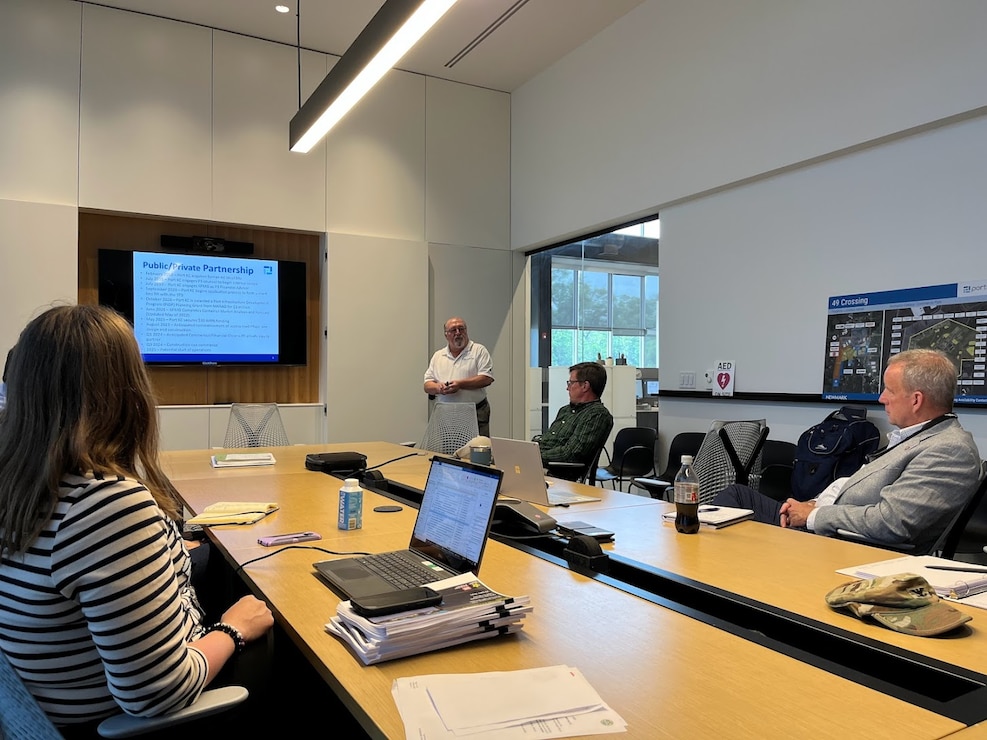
[791,406,881,501]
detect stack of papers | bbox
[325,573,531,665]
[185,501,279,526]
[837,555,987,609]
[661,505,754,529]
[392,665,627,738]
[210,452,276,468]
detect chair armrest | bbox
[631,477,672,501]
[546,461,587,482]
[834,529,916,552]
[97,686,249,738]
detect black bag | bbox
[304,451,367,475]
[791,407,880,501]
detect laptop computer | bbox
[489,437,601,506]
[314,456,504,600]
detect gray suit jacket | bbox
[812,416,981,554]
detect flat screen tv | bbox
[98,249,307,366]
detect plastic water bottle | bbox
[673,455,700,534]
[337,478,363,531]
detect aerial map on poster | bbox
[823,281,987,405]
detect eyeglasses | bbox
[444,326,467,335]
[566,379,587,387]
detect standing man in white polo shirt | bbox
[423,317,494,436]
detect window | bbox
[531,217,659,369]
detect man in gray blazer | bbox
[715,349,981,554]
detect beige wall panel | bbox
[326,234,427,444]
[213,33,327,232]
[0,199,78,355]
[426,79,510,250]
[325,69,426,241]
[427,243,515,438]
[79,6,212,219]
[0,0,80,206]
[157,406,211,451]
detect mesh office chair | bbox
[418,403,479,456]
[691,419,769,504]
[223,403,290,448]
[0,648,248,739]
[596,427,657,490]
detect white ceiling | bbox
[82,0,645,93]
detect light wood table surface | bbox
[563,504,987,678]
[164,446,972,739]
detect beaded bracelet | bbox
[205,622,245,653]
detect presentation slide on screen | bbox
[822,280,987,404]
[132,251,279,363]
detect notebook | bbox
[836,555,987,600]
[661,505,754,529]
[314,456,504,600]
[489,437,601,506]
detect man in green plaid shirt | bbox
[538,362,614,470]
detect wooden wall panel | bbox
[78,211,321,405]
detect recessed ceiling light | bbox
[275,5,290,13]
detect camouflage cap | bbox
[825,573,972,637]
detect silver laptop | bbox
[313,456,503,600]
[490,437,601,506]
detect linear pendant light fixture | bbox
[289,0,458,153]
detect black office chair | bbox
[940,470,987,559]
[546,444,607,486]
[751,439,797,502]
[836,461,987,557]
[596,427,657,490]
[540,417,613,486]
[631,431,705,500]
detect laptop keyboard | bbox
[357,551,447,590]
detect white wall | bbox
[659,115,987,398]
[0,0,513,451]
[512,0,987,250]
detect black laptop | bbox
[314,456,504,600]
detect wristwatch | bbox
[205,622,245,653]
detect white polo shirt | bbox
[424,341,493,406]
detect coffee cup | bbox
[470,445,492,465]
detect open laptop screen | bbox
[409,457,502,575]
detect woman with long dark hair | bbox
[0,305,272,730]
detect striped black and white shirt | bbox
[0,474,209,726]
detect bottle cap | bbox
[681,455,694,464]
[343,478,360,489]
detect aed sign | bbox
[714,360,735,397]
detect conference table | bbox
[163,442,987,739]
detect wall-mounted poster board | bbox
[823,281,987,405]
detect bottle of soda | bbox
[673,455,700,534]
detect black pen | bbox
[925,565,987,574]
